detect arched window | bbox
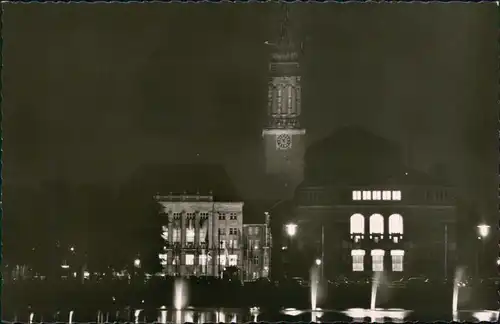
[388,214,403,234]
[350,214,365,239]
[369,214,384,239]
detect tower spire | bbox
[269,3,298,64]
[279,3,291,47]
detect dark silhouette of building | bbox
[289,127,459,280]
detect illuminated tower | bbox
[262,4,306,197]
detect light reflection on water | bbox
[9,307,499,323]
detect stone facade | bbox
[155,194,243,278]
[242,223,272,281]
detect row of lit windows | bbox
[162,229,241,248]
[219,213,238,220]
[350,213,404,236]
[352,190,402,201]
[159,253,239,266]
[351,249,404,272]
[162,226,206,243]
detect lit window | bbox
[372,191,381,200]
[254,227,260,234]
[351,249,365,272]
[218,255,227,266]
[369,214,384,239]
[158,253,168,266]
[228,254,238,266]
[229,239,239,249]
[350,213,365,236]
[382,191,391,200]
[185,254,195,266]
[199,227,207,243]
[392,191,401,201]
[253,239,260,250]
[388,214,404,243]
[186,228,195,243]
[161,225,169,241]
[199,254,207,266]
[390,250,404,272]
[362,191,372,200]
[352,191,362,201]
[172,228,181,242]
[371,249,385,272]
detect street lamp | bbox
[477,224,490,239]
[283,223,298,279]
[134,258,141,268]
[285,223,298,237]
[475,224,490,279]
[315,258,322,266]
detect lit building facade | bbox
[294,185,457,279]
[155,193,244,278]
[242,222,272,281]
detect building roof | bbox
[300,126,449,188]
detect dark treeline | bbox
[3,180,164,276]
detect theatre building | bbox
[290,127,458,280]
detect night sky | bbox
[4,3,498,208]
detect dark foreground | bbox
[3,277,498,322]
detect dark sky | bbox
[4,3,498,207]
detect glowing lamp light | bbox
[477,224,490,239]
[315,258,322,266]
[134,258,141,268]
[61,264,70,269]
[285,223,298,237]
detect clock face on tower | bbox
[276,133,292,150]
